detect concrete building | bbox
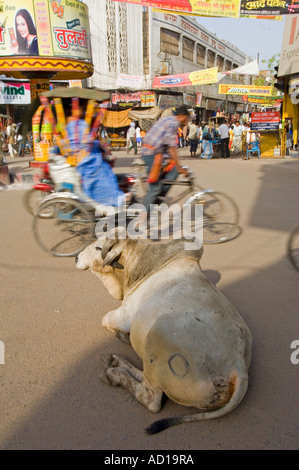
[84,0,253,119]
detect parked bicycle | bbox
[287,223,299,271]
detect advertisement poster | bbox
[111,0,240,18]
[278,14,299,76]
[240,0,299,16]
[153,67,218,88]
[141,91,156,107]
[48,0,90,60]
[219,84,273,96]
[251,111,280,130]
[0,80,31,104]
[196,92,203,107]
[0,0,91,61]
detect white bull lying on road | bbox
[76,233,252,434]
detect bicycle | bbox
[32,158,240,257]
[287,223,299,271]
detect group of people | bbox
[126,122,145,155]
[179,119,255,160]
[0,119,33,163]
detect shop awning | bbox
[102,109,131,128]
[128,106,162,121]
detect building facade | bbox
[85,0,253,118]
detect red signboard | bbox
[251,111,280,131]
[251,112,280,123]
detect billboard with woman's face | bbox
[0,0,91,61]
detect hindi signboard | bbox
[111,0,240,18]
[219,84,273,96]
[251,111,280,130]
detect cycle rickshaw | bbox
[31,88,240,257]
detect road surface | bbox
[0,151,298,450]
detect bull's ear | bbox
[110,260,124,270]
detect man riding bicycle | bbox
[140,106,190,222]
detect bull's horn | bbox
[102,245,124,268]
[101,238,118,261]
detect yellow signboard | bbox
[219,84,273,96]
[189,67,218,86]
[113,0,240,18]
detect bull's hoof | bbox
[100,352,119,368]
[99,353,119,385]
[117,331,131,345]
[99,367,112,385]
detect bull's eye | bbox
[96,246,102,251]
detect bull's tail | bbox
[145,372,248,435]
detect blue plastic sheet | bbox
[67,120,124,207]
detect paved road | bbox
[0,151,299,450]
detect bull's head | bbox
[76,228,126,300]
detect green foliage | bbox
[253,54,282,96]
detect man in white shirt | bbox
[126,122,137,155]
[188,119,199,157]
[217,120,230,159]
[232,121,243,154]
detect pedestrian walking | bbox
[188,119,199,157]
[177,127,183,148]
[217,120,230,159]
[6,119,17,158]
[232,120,243,154]
[136,126,142,148]
[201,122,213,159]
[126,122,137,155]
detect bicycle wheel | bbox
[33,198,95,257]
[184,190,239,244]
[288,223,299,271]
[23,189,52,216]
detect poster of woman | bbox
[10,8,39,55]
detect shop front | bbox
[278,14,299,156]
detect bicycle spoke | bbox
[33,198,95,257]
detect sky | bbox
[193,16,286,67]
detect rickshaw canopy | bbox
[40,87,110,103]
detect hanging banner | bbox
[240,0,299,16]
[153,67,218,88]
[153,7,282,19]
[245,96,283,106]
[116,74,144,88]
[111,0,240,18]
[219,84,273,96]
[0,0,91,61]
